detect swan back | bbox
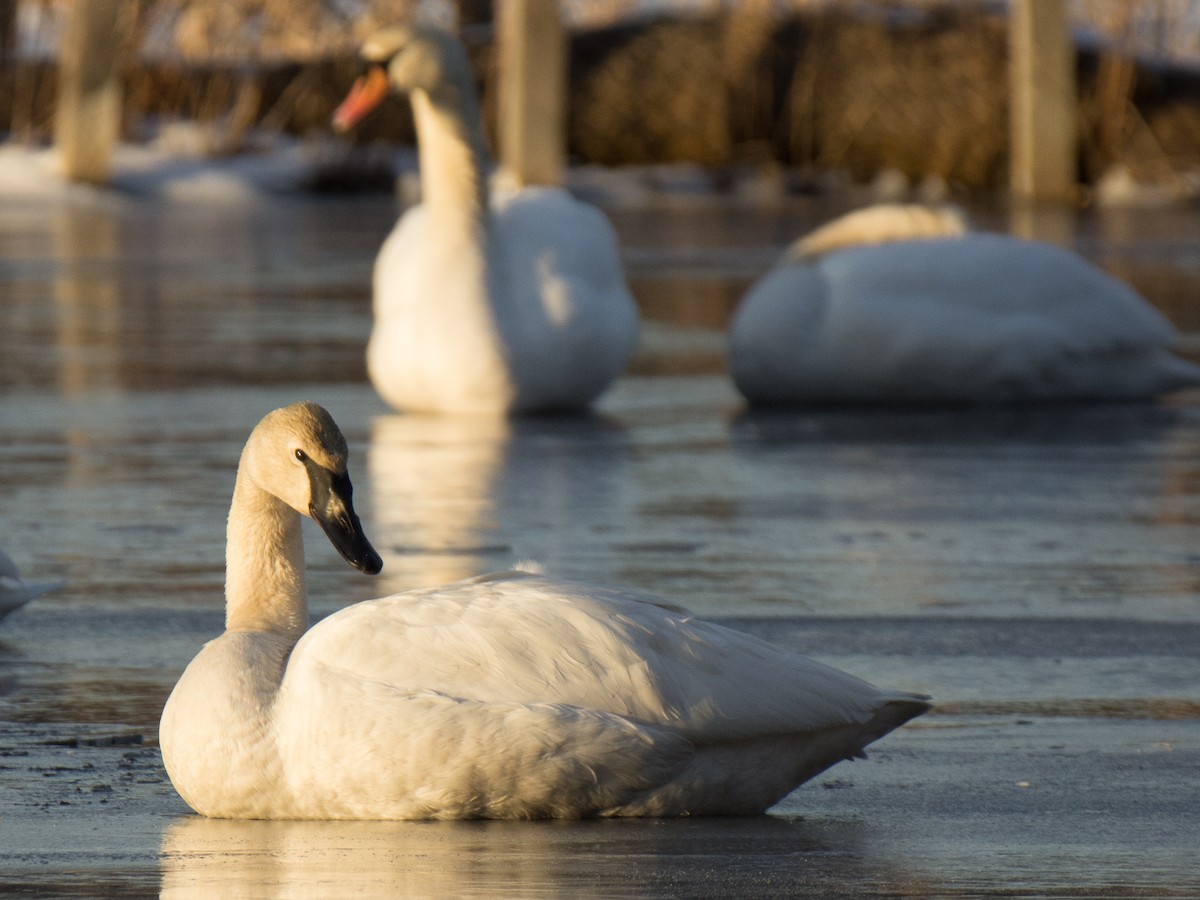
[732,207,1200,404]
[293,572,901,742]
[269,570,928,818]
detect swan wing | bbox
[494,186,631,295]
[820,234,1176,345]
[820,235,1196,396]
[491,188,640,408]
[274,647,693,819]
[369,190,637,412]
[733,233,1199,401]
[288,572,904,745]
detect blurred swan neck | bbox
[224,465,308,639]
[410,86,489,237]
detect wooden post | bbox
[1008,201,1076,248]
[0,0,17,63]
[497,0,565,187]
[56,0,122,185]
[1008,0,1076,202]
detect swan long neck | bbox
[410,83,490,241]
[224,461,307,640]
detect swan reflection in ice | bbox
[158,817,550,899]
[366,412,633,592]
[158,813,898,898]
[368,413,512,589]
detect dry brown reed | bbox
[3,0,1200,192]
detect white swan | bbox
[333,26,639,414]
[160,402,930,820]
[0,547,62,622]
[729,203,1200,405]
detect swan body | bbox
[335,27,639,414]
[160,402,930,820]
[0,547,62,621]
[730,203,1200,405]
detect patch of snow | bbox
[1094,164,1193,208]
[0,134,319,204]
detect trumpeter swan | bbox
[160,402,930,819]
[334,26,639,414]
[730,203,1200,405]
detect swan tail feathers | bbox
[846,694,931,761]
[869,694,932,738]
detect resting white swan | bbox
[160,402,930,820]
[0,547,62,622]
[729,203,1200,405]
[333,26,639,414]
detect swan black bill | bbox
[304,463,383,576]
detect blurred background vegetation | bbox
[2,0,1200,195]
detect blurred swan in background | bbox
[0,547,62,622]
[729,203,1200,405]
[160,402,929,820]
[334,25,639,414]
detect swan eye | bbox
[294,448,307,462]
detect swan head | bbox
[243,403,383,576]
[333,25,469,131]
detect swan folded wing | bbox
[729,263,835,402]
[807,236,1195,398]
[291,574,896,746]
[495,187,630,293]
[825,235,1180,352]
[492,189,639,408]
[273,669,693,820]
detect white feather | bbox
[731,203,1200,404]
[362,27,638,414]
[160,403,930,820]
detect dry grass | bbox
[566,2,1200,192]
[4,0,1200,191]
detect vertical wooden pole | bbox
[56,0,122,185]
[497,0,565,187]
[0,0,17,63]
[1008,200,1076,247]
[1008,0,1076,201]
[456,0,493,31]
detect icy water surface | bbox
[1,191,1199,896]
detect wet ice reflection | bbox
[158,814,911,898]
[368,414,515,589]
[366,411,637,593]
[718,401,1200,618]
[0,198,392,391]
[2,193,1200,896]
